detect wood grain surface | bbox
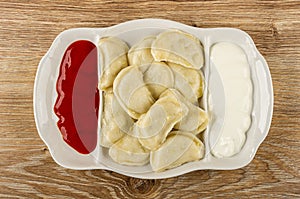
[0,0,299,198]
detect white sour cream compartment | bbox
[209,42,253,158]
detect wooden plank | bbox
[0,0,299,198]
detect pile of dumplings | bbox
[99,29,208,172]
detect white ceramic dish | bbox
[34,19,273,179]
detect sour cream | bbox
[210,42,253,158]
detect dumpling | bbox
[151,30,204,70]
[133,89,188,150]
[100,91,125,147]
[143,62,174,99]
[109,134,150,166]
[172,90,208,135]
[168,62,204,104]
[100,91,134,147]
[99,37,129,90]
[128,36,155,68]
[150,131,205,172]
[113,65,154,119]
[110,92,135,134]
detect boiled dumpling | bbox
[100,30,209,172]
[113,65,154,119]
[128,36,155,68]
[151,30,204,70]
[99,37,129,90]
[144,62,174,99]
[172,90,208,135]
[109,134,150,166]
[100,91,134,147]
[100,91,125,147]
[134,89,188,150]
[110,92,135,133]
[168,62,204,104]
[150,131,205,172]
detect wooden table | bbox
[1,0,299,198]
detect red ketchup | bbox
[54,40,99,154]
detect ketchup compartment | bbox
[54,40,99,154]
